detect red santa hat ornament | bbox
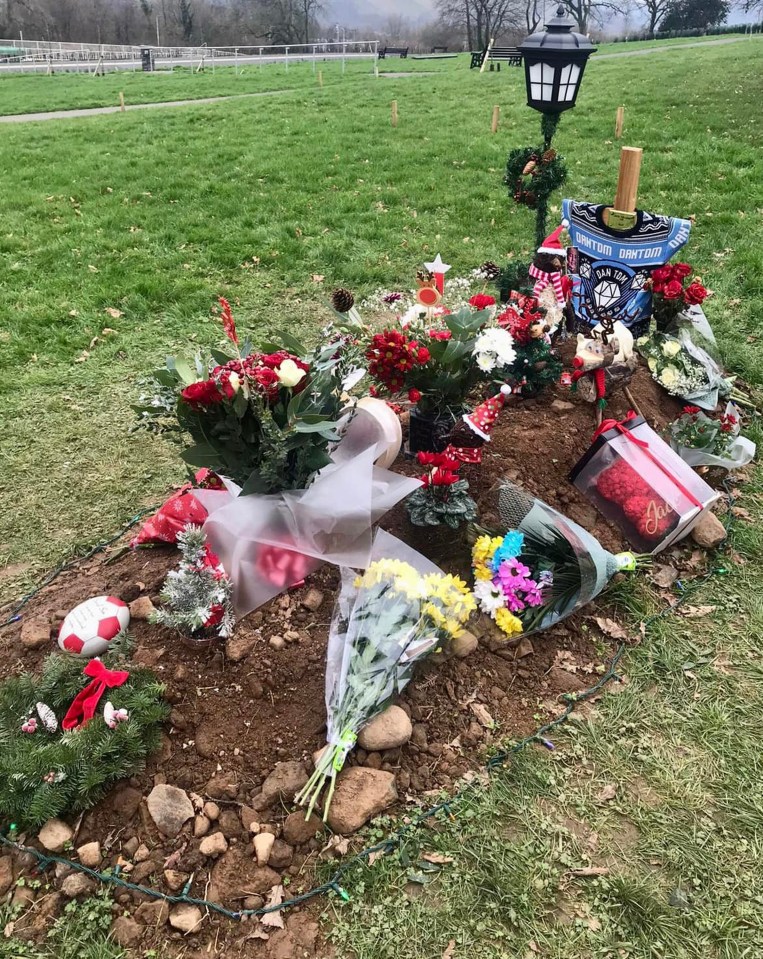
[537,223,568,257]
[462,385,512,441]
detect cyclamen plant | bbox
[667,405,739,457]
[649,262,708,331]
[405,451,478,529]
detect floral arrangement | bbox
[636,331,723,402]
[405,451,478,529]
[649,262,708,331]
[137,298,348,494]
[360,274,478,319]
[666,403,755,470]
[297,535,475,820]
[151,525,235,639]
[496,292,563,395]
[472,326,517,373]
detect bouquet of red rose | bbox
[136,298,346,494]
[650,263,709,332]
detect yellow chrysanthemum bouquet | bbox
[296,530,475,821]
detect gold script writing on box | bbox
[645,498,671,536]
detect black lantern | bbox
[518,5,596,115]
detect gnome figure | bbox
[529,224,568,307]
[462,385,512,441]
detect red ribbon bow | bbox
[592,411,702,509]
[62,659,130,731]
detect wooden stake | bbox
[615,105,624,139]
[318,69,323,88]
[604,145,643,229]
[119,91,125,112]
[391,100,398,127]
[491,104,500,134]
[480,37,494,73]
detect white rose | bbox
[648,357,658,372]
[662,340,681,358]
[275,359,307,388]
[660,366,679,388]
[227,371,241,394]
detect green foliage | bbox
[0,891,122,959]
[662,0,731,30]
[509,339,564,396]
[406,479,478,530]
[0,637,167,830]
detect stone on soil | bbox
[193,814,210,837]
[225,632,256,662]
[357,704,412,751]
[135,899,170,926]
[111,916,143,948]
[76,841,101,869]
[326,768,398,835]
[691,510,726,549]
[60,873,95,898]
[21,619,50,650]
[38,819,73,853]
[164,869,188,891]
[302,588,324,611]
[251,762,308,810]
[203,801,220,820]
[253,832,275,866]
[199,832,228,858]
[146,784,194,838]
[282,811,324,846]
[169,903,203,934]
[450,630,478,658]
[128,596,155,620]
[268,839,294,869]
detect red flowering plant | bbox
[364,306,489,416]
[667,405,741,458]
[136,297,347,494]
[650,263,709,331]
[494,292,562,396]
[405,451,478,529]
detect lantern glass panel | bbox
[558,63,581,102]
[529,61,556,101]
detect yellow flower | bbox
[474,564,493,581]
[472,535,502,568]
[494,607,524,638]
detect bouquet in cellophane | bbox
[472,482,643,640]
[296,530,475,820]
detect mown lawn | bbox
[1,38,762,959]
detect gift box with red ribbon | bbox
[569,411,720,554]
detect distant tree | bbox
[177,0,193,40]
[660,0,729,29]
[632,0,672,35]
[524,0,542,32]
[562,0,630,34]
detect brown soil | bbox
[0,360,686,957]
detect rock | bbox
[358,705,412,752]
[203,801,221,821]
[225,633,256,663]
[326,768,398,835]
[60,873,95,898]
[691,510,726,549]
[169,903,203,934]
[551,399,575,412]
[268,839,293,869]
[515,638,534,659]
[194,723,218,759]
[122,836,140,857]
[547,667,586,694]
[205,773,239,800]
[450,630,478,658]
[0,857,14,896]
[251,762,308,811]
[302,588,324,612]
[128,596,155,620]
[193,815,211,838]
[243,895,265,910]
[240,805,260,833]
[364,752,382,770]
[76,841,101,869]
[146,784,194,838]
[135,899,170,926]
[410,724,428,750]
[164,869,189,892]
[132,860,159,884]
[111,916,143,948]
[209,849,280,905]
[269,636,286,650]
[134,843,150,863]
[38,818,73,853]
[282,812,324,846]
[199,832,228,858]
[218,809,242,839]
[112,787,143,821]
[21,619,51,650]
[253,832,275,866]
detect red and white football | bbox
[57,595,130,658]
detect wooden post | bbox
[391,99,398,127]
[119,91,125,112]
[615,105,624,139]
[604,146,643,229]
[480,37,494,73]
[318,69,323,87]
[491,104,500,134]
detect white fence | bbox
[0,39,381,75]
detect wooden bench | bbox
[378,46,409,59]
[431,45,448,53]
[470,45,522,70]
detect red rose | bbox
[671,263,692,279]
[417,346,431,363]
[652,266,672,284]
[469,294,496,311]
[662,279,684,300]
[181,379,223,407]
[429,329,452,341]
[408,388,422,404]
[683,281,708,305]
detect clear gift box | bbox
[569,413,720,554]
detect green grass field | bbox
[1,40,763,959]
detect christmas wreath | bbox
[0,637,167,831]
[504,147,567,211]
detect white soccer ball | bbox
[57,595,130,658]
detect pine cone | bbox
[331,287,355,313]
[541,149,557,164]
[479,261,501,281]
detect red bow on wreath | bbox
[62,659,130,731]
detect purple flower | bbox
[523,581,545,607]
[383,291,403,304]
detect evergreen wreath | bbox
[495,261,533,304]
[504,146,568,211]
[0,635,167,831]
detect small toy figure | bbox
[529,224,568,307]
[571,318,641,427]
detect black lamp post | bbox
[518,5,596,243]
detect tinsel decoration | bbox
[151,525,235,639]
[331,288,355,313]
[0,635,166,830]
